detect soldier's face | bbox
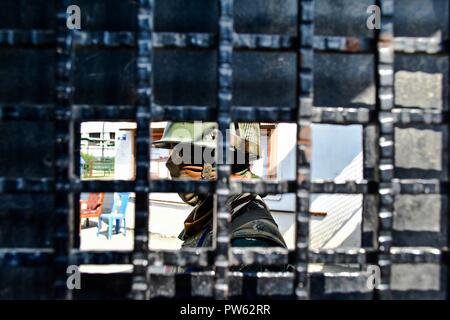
[166,149,216,181]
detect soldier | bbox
[153,122,288,272]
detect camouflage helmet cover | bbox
[153,122,262,159]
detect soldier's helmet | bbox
[152,122,262,162]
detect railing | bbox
[82,158,115,179]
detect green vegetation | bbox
[81,153,115,178]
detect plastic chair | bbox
[97,192,130,240]
[80,193,105,228]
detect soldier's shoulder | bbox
[230,198,287,248]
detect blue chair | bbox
[97,192,130,240]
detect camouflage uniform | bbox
[153,122,290,272]
[179,193,287,250]
[177,190,290,273]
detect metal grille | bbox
[0,0,448,300]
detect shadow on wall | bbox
[309,125,363,250]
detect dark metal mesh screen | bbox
[0,0,448,299]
